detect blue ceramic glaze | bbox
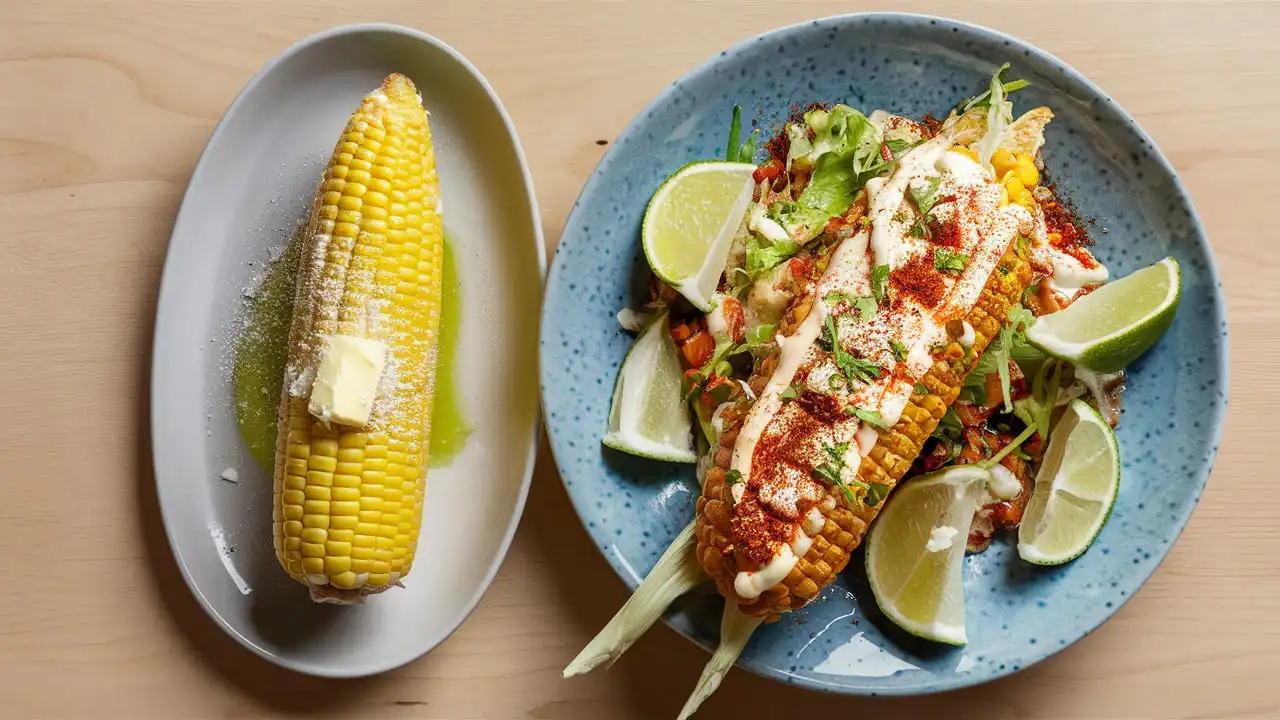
[540,13,1226,695]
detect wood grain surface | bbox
[1,0,1276,717]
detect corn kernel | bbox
[999,185,1010,206]
[1015,153,1039,187]
[992,148,1017,180]
[1003,174,1026,199]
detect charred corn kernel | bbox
[1015,187,1035,208]
[992,148,1017,180]
[951,146,980,162]
[999,185,1010,206]
[695,244,1035,620]
[273,73,443,605]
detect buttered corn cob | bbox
[273,73,443,604]
[696,243,1035,620]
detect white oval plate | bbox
[151,24,544,677]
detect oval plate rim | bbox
[150,22,546,678]
[540,11,1227,696]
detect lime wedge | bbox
[1018,399,1120,565]
[1027,257,1181,372]
[602,310,697,463]
[866,465,990,645]
[643,161,756,311]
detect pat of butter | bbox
[308,335,388,426]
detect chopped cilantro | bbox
[725,469,743,485]
[865,482,890,507]
[934,248,969,273]
[780,383,802,401]
[823,292,877,322]
[914,382,930,394]
[823,315,882,386]
[883,138,916,158]
[908,176,943,215]
[852,295,878,321]
[871,264,890,303]
[852,407,889,429]
[813,441,860,504]
[889,339,909,362]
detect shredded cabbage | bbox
[975,64,1015,176]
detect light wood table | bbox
[2,1,1276,717]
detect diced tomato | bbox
[788,255,815,283]
[700,374,732,410]
[879,142,894,163]
[1025,434,1044,456]
[670,322,693,342]
[954,402,990,427]
[721,297,746,344]
[958,428,986,464]
[823,215,847,236]
[681,330,715,368]
[983,373,1006,411]
[752,158,784,185]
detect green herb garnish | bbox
[852,407,889,429]
[889,339,909,362]
[933,248,969,273]
[725,469,743,485]
[871,264,891,303]
[813,441,860,504]
[865,482,890,507]
[914,382,930,394]
[823,315,882,386]
[825,292,878,322]
[726,105,757,163]
[780,383,803,401]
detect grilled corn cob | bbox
[273,73,443,604]
[696,243,1035,620]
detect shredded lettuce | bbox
[744,235,799,277]
[767,201,829,245]
[974,64,1016,176]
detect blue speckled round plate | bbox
[540,13,1226,696]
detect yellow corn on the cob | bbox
[273,73,443,604]
[696,242,1035,620]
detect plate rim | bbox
[540,11,1228,696]
[150,22,546,678]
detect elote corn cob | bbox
[273,73,444,604]
[696,243,1034,620]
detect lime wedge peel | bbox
[866,464,991,645]
[1018,398,1121,565]
[642,162,756,311]
[1027,257,1181,373]
[601,310,697,463]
